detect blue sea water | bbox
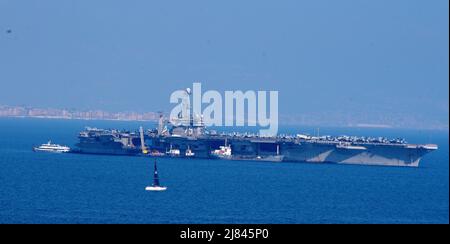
[0,118,448,223]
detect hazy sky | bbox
[0,0,448,128]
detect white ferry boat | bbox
[33,141,70,153]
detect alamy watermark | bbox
[169,83,279,136]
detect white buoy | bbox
[145,159,167,191]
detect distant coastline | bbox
[0,105,159,122]
[354,123,393,129]
[1,104,448,131]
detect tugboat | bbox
[211,145,232,159]
[33,141,70,153]
[145,159,167,191]
[166,144,180,157]
[211,138,232,159]
[185,145,195,157]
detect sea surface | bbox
[0,118,448,223]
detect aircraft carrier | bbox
[73,112,438,167]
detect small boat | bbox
[185,145,195,157]
[145,159,167,191]
[149,150,166,157]
[211,139,232,159]
[212,143,284,162]
[33,141,70,153]
[166,144,180,157]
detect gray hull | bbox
[282,142,432,167]
[74,127,437,167]
[226,139,436,167]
